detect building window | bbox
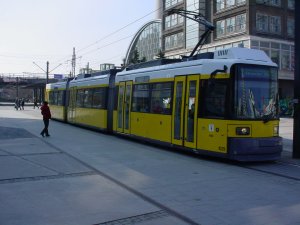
[165,0,183,9]
[288,0,295,9]
[256,0,281,6]
[165,32,184,50]
[260,41,270,48]
[216,0,246,12]
[186,0,200,49]
[226,17,235,34]
[251,40,259,48]
[271,42,280,49]
[236,0,246,4]
[216,13,246,38]
[281,50,290,70]
[236,14,246,32]
[250,40,294,71]
[271,49,280,65]
[226,0,235,8]
[269,16,281,34]
[291,49,295,71]
[268,0,281,6]
[216,0,225,11]
[256,13,281,34]
[287,18,295,37]
[270,0,281,6]
[216,20,225,37]
[165,14,183,30]
[256,13,269,32]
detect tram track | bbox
[238,160,300,181]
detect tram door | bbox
[68,87,76,123]
[117,81,133,134]
[172,75,199,148]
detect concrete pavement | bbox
[0,106,300,225]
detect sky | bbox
[0,0,157,75]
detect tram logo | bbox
[209,124,214,132]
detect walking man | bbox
[40,101,51,137]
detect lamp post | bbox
[293,1,300,158]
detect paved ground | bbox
[0,105,300,225]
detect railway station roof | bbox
[124,19,161,66]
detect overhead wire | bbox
[51,6,163,74]
[83,1,206,69]
[0,5,162,75]
[77,7,162,54]
[4,1,274,74]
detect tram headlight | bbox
[236,127,250,135]
[273,126,279,135]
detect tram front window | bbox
[235,65,278,120]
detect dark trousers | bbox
[41,119,49,135]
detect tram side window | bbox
[83,89,93,108]
[132,84,150,113]
[76,89,85,107]
[92,88,107,109]
[49,92,54,105]
[113,86,119,110]
[199,79,228,118]
[57,91,64,106]
[52,91,58,105]
[150,82,172,114]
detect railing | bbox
[0,73,67,79]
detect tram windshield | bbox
[235,65,278,120]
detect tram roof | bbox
[46,48,277,89]
[68,74,109,88]
[116,48,277,81]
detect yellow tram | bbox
[46,47,282,161]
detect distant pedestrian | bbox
[33,98,39,109]
[18,98,22,110]
[21,98,25,110]
[40,101,51,137]
[14,98,19,110]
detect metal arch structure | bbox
[124,19,161,66]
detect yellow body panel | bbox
[45,91,49,102]
[131,112,172,142]
[197,119,228,153]
[74,108,107,129]
[197,119,280,153]
[113,110,117,131]
[50,105,65,121]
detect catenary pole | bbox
[46,61,49,84]
[293,0,300,158]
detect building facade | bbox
[159,0,295,105]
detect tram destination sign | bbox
[54,74,63,79]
